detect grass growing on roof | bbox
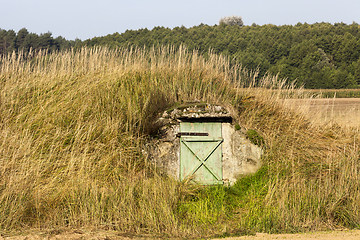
[0,46,359,238]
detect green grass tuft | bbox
[246,129,265,147]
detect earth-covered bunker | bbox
[145,103,263,185]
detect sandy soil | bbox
[2,230,360,240]
[215,230,360,240]
[0,230,132,240]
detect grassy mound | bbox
[0,46,359,237]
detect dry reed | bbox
[0,46,359,237]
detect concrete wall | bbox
[145,122,263,185]
[221,123,262,185]
[146,124,180,180]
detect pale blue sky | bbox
[1,0,359,40]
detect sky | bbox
[1,0,360,41]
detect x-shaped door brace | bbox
[181,137,223,181]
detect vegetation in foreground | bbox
[0,46,359,238]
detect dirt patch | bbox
[0,230,133,240]
[214,230,360,240]
[2,230,360,240]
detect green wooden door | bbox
[180,122,223,184]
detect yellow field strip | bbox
[281,98,360,128]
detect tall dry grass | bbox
[0,46,251,236]
[235,78,360,232]
[0,46,359,237]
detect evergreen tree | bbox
[16,28,29,50]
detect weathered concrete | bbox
[144,103,263,185]
[222,123,262,184]
[147,124,180,179]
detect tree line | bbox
[1,22,360,89]
[0,28,80,55]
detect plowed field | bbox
[283,98,360,127]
